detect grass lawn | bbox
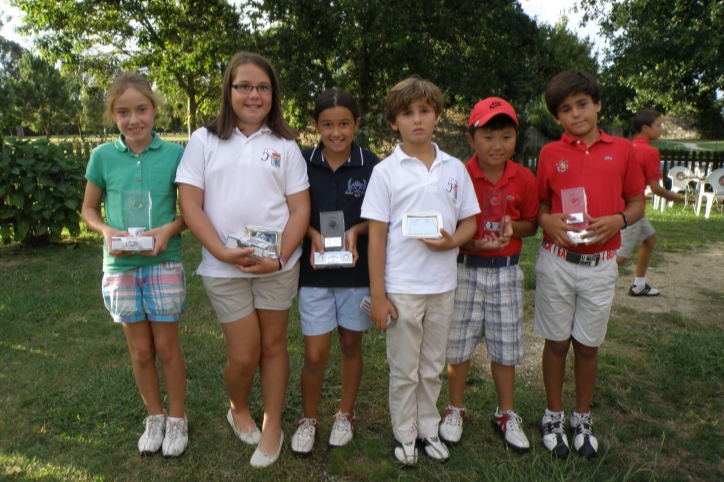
[652,139,724,152]
[1,204,723,481]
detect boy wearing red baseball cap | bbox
[439,97,538,451]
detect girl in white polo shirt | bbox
[176,52,310,468]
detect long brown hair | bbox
[206,52,297,140]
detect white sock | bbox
[545,408,563,417]
[633,277,646,289]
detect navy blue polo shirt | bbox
[299,141,380,288]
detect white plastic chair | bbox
[666,166,696,208]
[695,168,724,218]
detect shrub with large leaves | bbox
[0,139,84,243]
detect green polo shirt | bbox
[85,133,185,272]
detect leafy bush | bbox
[0,138,85,243]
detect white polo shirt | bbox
[361,143,480,294]
[176,126,309,278]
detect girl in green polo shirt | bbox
[81,72,188,458]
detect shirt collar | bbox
[309,141,365,168]
[632,136,651,146]
[392,142,447,164]
[114,132,162,153]
[561,129,612,147]
[467,156,515,185]
[233,125,272,139]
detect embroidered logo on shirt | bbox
[261,148,281,167]
[507,195,515,200]
[604,156,613,161]
[556,159,569,173]
[345,178,367,197]
[446,177,458,200]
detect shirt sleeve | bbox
[458,166,481,219]
[537,146,553,204]
[85,146,106,190]
[622,143,646,199]
[175,128,208,189]
[519,168,540,222]
[284,140,310,196]
[360,165,391,223]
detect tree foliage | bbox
[12,0,249,135]
[579,0,724,137]
[11,54,80,138]
[250,0,543,124]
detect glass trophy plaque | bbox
[316,211,353,268]
[124,190,152,231]
[402,212,443,239]
[243,225,282,259]
[478,185,508,237]
[561,187,596,243]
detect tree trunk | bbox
[187,90,198,137]
[16,125,24,138]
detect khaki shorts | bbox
[534,246,618,347]
[201,262,300,323]
[617,218,656,259]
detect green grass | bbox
[652,138,724,152]
[1,205,723,481]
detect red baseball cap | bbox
[468,97,518,129]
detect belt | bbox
[457,253,519,268]
[541,239,615,267]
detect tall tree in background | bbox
[250,0,542,122]
[11,54,80,138]
[579,0,724,137]
[13,0,248,136]
[1,21,24,143]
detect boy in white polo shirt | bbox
[361,76,480,465]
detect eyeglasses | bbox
[230,83,273,95]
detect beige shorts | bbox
[533,246,618,347]
[617,218,656,259]
[201,262,300,323]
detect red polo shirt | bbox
[537,130,645,254]
[632,136,662,210]
[461,157,538,257]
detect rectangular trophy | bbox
[225,234,272,260]
[478,185,508,238]
[402,212,443,239]
[111,191,154,251]
[561,187,596,244]
[243,225,282,259]
[360,295,395,326]
[315,211,353,268]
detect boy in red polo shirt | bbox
[616,109,678,296]
[535,71,645,459]
[439,98,538,452]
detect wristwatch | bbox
[616,212,628,230]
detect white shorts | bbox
[617,218,656,259]
[534,246,618,347]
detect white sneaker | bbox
[422,436,450,462]
[394,441,418,465]
[438,405,465,444]
[329,412,355,447]
[540,411,569,458]
[290,417,318,455]
[162,415,188,458]
[138,413,166,455]
[491,409,530,452]
[570,411,599,458]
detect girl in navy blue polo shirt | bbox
[291,89,380,455]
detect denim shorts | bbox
[298,286,371,336]
[102,261,186,323]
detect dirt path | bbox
[473,242,724,379]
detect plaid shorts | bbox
[446,263,524,366]
[102,261,186,323]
